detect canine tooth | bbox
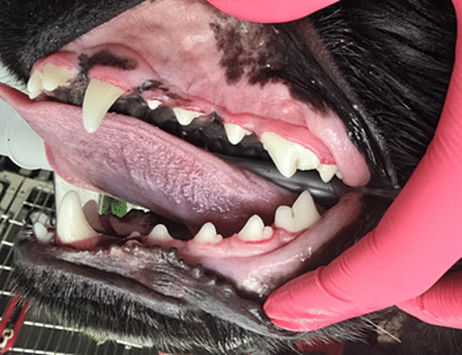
[27,69,43,99]
[224,123,252,145]
[275,191,321,233]
[57,191,99,244]
[238,215,273,241]
[42,63,73,91]
[147,99,162,110]
[317,164,339,183]
[33,222,53,243]
[193,222,223,244]
[148,224,174,241]
[260,132,320,178]
[82,79,125,133]
[172,107,201,126]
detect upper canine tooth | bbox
[260,132,320,178]
[147,99,162,110]
[148,224,174,242]
[57,191,99,244]
[317,164,339,183]
[172,107,201,126]
[27,69,43,99]
[193,222,223,244]
[42,63,73,91]
[275,191,321,233]
[82,79,125,133]
[238,215,273,242]
[224,123,252,145]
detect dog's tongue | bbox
[0,83,297,236]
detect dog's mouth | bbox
[0,0,391,339]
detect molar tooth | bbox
[275,191,321,233]
[148,224,174,241]
[172,107,201,126]
[57,191,99,244]
[317,164,339,183]
[147,99,162,110]
[260,132,320,178]
[237,215,273,242]
[42,63,73,91]
[27,69,43,99]
[193,222,223,244]
[82,79,125,133]
[224,123,252,145]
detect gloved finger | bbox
[205,0,339,23]
[397,272,462,329]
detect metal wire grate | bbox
[0,167,155,355]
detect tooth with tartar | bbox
[173,107,201,126]
[224,123,252,145]
[148,224,174,241]
[82,79,125,133]
[57,191,99,244]
[27,69,43,99]
[260,132,320,178]
[238,215,273,241]
[317,164,339,183]
[41,63,73,92]
[147,99,162,110]
[275,191,321,233]
[193,222,223,243]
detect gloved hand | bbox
[262,0,462,332]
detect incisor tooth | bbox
[238,215,273,242]
[193,222,223,244]
[82,79,125,133]
[147,99,162,110]
[57,191,99,244]
[275,191,321,233]
[42,63,73,91]
[260,132,320,178]
[224,123,252,145]
[172,107,201,126]
[317,164,339,183]
[148,224,174,241]
[27,69,43,99]
[33,222,53,243]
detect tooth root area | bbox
[172,107,201,126]
[193,222,223,244]
[57,191,99,244]
[27,69,44,99]
[260,132,320,178]
[317,164,339,183]
[42,63,73,92]
[224,123,252,145]
[275,190,321,233]
[148,224,174,241]
[238,215,273,242]
[82,79,125,133]
[147,99,162,110]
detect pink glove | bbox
[263,0,462,331]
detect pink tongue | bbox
[0,84,297,236]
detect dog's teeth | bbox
[336,170,344,180]
[148,224,174,241]
[33,222,53,243]
[275,191,321,233]
[193,222,223,244]
[260,132,320,178]
[147,99,162,110]
[237,215,273,242]
[224,123,252,145]
[317,164,339,183]
[41,63,73,92]
[57,191,99,244]
[27,69,43,99]
[172,107,201,126]
[82,79,125,133]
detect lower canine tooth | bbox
[172,107,201,126]
[27,69,43,99]
[148,224,174,241]
[57,191,99,244]
[275,191,321,233]
[238,215,273,241]
[224,123,252,145]
[42,63,73,91]
[82,79,125,133]
[193,222,223,243]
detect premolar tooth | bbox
[82,79,125,133]
[193,222,223,244]
[317,164,339,183]
[238,215,273,242]
[172,107,201,126]
[147,99,162,110]
[260,132,320,178]
[42,63,73,91]
[27,69,43,99]
[148,224,174,241]
[57,191,99,244]
[275,191,321,233]
[224,123,252,145]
